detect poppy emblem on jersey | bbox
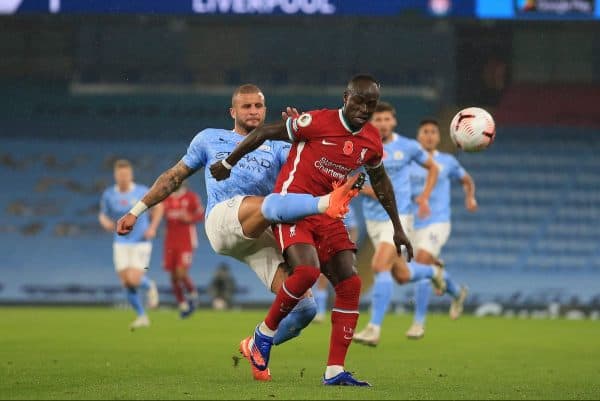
[297,113,312,128]
[343,141,354,155]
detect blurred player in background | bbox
[211,75,412,386]
[353,102,442,347]
[163,181,204,319]
[405,119,475,339]
[99,159,163,330]
[313,203,360,323]
[117,84,359,381]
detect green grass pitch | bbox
[1,307,599,400]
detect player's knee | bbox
[370,262,389,273]
[260,194,282,222]
[334,274,361,298]
[291,265,321,289]
[392,266,410,284]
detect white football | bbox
[449,107,496,152]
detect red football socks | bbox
[328,275,361,366]
[264,265,321,331]
[171,275,186,304]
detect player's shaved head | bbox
[230,84,267,135]
[231,84,264,107]
[343,74,381,130]
[346,74,380,95]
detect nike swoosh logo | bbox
[322,140,336,146]
[344,335,353,340]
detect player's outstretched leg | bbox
[273,296,317,345]
[248,264,321,371]
[396,261,446,293]
[261,173,365,223]
[323,274,370,387]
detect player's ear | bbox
[229,107,235,120]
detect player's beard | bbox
[237,119,262,135]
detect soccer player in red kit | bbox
[210,75,412,386]
[163,182,204,318]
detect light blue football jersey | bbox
[100,184,150,243]
[181,128,290,216]
[410,151,466,228]
[362,133,429,221]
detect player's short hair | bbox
[374,101,396,116]
[419,118,440,129]
[231,84,264,106]
[113,159,133,170]
[348,74,380,89]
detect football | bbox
[449,107,496,152]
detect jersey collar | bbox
[338,108,362,136]
[115,183,136,194]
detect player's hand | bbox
[415,195,431,218]
[209,160,232,181]
[144,227,157,240]
[393,229,413,262]
[116,213,137,236]
[465,196,478,212]
[281,106,300,121]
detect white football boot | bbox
[405,322,425,340]
[352,323,380,347]
[450,286,469,320]
[129,315,150,331]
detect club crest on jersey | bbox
[394,151,404,160]
[343,141,354,155]
[357,147,368,163]
[297,113,312,128]
[289,225,296,237]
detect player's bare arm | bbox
[414,158,439,218]
[210,120,289,181]
[117,161,195,235]
[461,173,478,212]
[366,163,414,261]
[98,213,115,232]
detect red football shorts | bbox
[273,215,356,265]
[163,247,193,271]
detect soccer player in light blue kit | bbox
[405,119,476,339]
[353,102,444,346]
[116,84,362,380]
[99,159,162,330]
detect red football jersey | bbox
[274,109,383,196]
[163,189,204,250]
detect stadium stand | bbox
[1,126,599,308]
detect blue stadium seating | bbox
[1,126,599,307]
